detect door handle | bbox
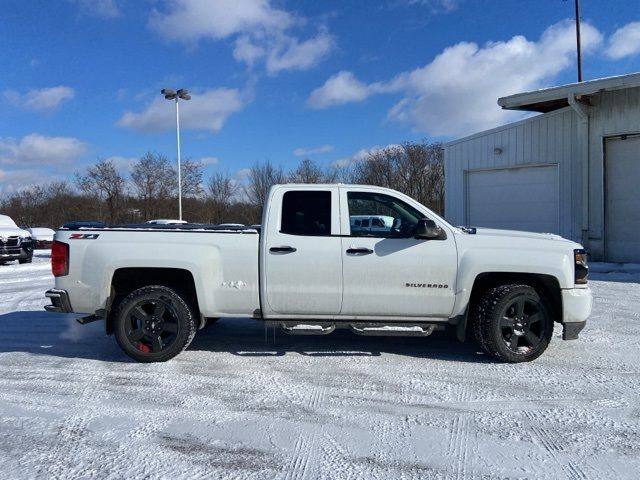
[269,246,297,253]
[346,248,373,255]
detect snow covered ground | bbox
[1,253,639,479]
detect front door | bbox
[262,187,343,316]
[339,188,457,318]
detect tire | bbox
[113,285,197,363]
[472,284,553,363]
[19,256,33,264]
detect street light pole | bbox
[161,88,191,220]
[174,96,182,220]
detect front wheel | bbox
[472,284,553,363]
[114,285,197,362]
[19,256,33,264]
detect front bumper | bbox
[45,289,73,313]
[561,287,593,340]
[0,241,33,260]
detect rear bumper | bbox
[561,287,592,340]
[45,289,73,313]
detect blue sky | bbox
[1,0,639,194]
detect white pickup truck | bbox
[45,184,592,363]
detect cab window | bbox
[348,192,424,237]
[281,191,332,236]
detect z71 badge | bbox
[69,233,100,239]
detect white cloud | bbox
[117,88,245,133]
[0,134,88,166]
[234,168,251,180]
[149,0,293,41]
[2,86,75,113]
[199,156,220,166]
[70,0,121,18]
[309,20,603,137]
[149,0,334,74]
[399,0,460,13]
[104,156,138,172]
[0,169,55,195]
[330,144,402,168]
[293,144,334,157]
[606,22,640,59]
[307,71,391,109]
[265,30,334,74]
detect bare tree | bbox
[76,158,126,223]
[206,171,239,223]
[245,160,286,208]
[180,159,204,197]
[351,142,444,214]
[131,152,176,220]
[289,158,336,183]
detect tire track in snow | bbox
[283,434,314,480]
[523,410,600,480]
[45,365,107,479]
[446,370,476,480]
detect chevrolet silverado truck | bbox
[45,184,592,363]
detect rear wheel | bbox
[473,284,553,363]
[114,285,197,362]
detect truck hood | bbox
[472,227,567,242]
[0,226,31,239]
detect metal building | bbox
[444,73,640,262]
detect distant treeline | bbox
[0,141,444,228]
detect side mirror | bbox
[415,218,445,240]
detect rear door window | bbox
[281,191,332,236]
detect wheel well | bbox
[469,272,562,323]
[106,267,200,335]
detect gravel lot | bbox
[1,252,639,479]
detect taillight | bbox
[574,249,588,285]
[52,241,69,277]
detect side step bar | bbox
[278,323,335,335]
[350,324,435,337]
[271,321,438,337]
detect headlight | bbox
[574,249,588,285]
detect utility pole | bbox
[574,0,583,82]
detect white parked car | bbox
[145,219,188,225]
[28,227,55,249]
[46,184,592,363]
[0,214,34,264]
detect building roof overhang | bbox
[497,72,640,113]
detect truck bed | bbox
[53,225,261,318]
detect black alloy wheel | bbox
[473,284,554,363]
[499,295,547,353]
[114,285,196,362]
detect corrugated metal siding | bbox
[587,87,640,259]
[445,107,579,240]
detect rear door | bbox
[339,187,457,318]
[261,187,343,316]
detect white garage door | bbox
[467,165,559,233]
[606,135,640,263]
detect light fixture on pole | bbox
[161,88,191,220]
